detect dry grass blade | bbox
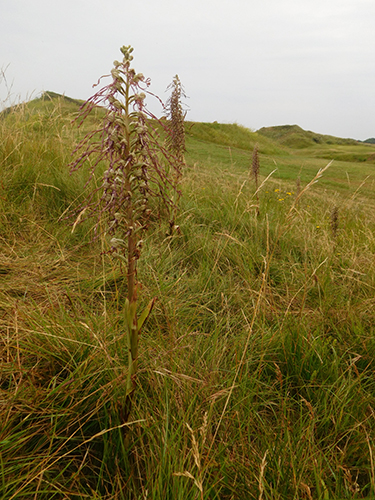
[8,420,146,500]
[258,450,268,500]
[287,160,333,219]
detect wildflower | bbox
[250,143,260,217]
[70,45,179,421]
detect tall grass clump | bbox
[0,96,96,252]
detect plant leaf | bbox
[138,298,156,331]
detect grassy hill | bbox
[257,124,375,165]
[257,124,359,148]
[185,120,288,156]
[1,93,375,499]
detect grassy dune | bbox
[1,94,375,499]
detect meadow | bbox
[1,92,375,499]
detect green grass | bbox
[185,121,288,155]
[1,93,375,499]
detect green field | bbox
[1,93,375,499]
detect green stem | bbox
[123,74,139,417]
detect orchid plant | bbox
[71,45,180,420]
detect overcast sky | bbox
[1,0,374,140]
